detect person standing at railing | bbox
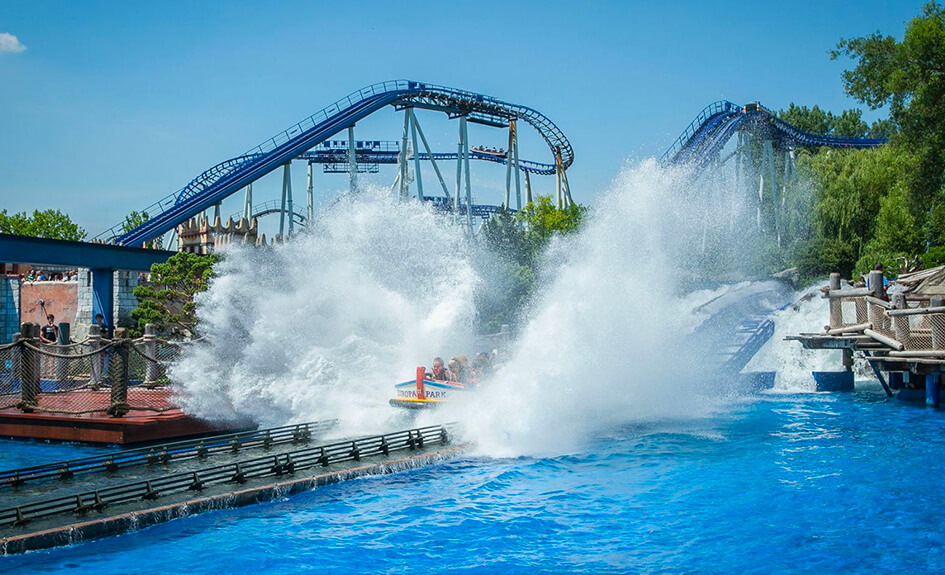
[866,263,890,301]
[40,314,59,344]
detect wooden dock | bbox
[0,389,236,444]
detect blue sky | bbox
[0,0,929,238]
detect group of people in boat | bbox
[428,351,497,384]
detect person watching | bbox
[40,314,59,344]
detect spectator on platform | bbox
[26,271,35,282]
[94,313,109,337]
[36,270,47,281]
[40,314,59,344]
[867,263,890,301]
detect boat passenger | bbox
[430,357,449,381]
[471,352,493,379]
[448,355,468,383]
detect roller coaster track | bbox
[98,80,572,246]
[661,101,887,169]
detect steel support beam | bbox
[243,183,253,221]
[348,126,357,193]
[411,112,450,200]
[409,109,424,200]
[462,117,473,235]
[306,162,314,223]
[399,109,411,200]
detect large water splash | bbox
[440,161,748,456]
[172,188,481,433]
[174,160,795,456]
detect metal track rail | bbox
[661,100,887,167]
[0,424,450,529]
[0,420,337,489]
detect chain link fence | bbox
[2,324,186,417]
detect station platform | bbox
[0,389,237,444]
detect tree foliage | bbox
[122,210,150,233]
[777,103,885,139]
[832,1,945,234]
[131,252,218,337]
[477,196,586,331]
[0,209,86,241]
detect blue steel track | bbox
[661,101,887,169]
[104,81,572,246]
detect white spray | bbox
[174,161,800,456]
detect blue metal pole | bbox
[348,126,357,193]
[90,268,114,338]
[410,109,424,201]
[926,372,940,407]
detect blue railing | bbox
[661,100,888,167]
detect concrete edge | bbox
[1,445,465,556]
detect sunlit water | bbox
[5,387,945,574]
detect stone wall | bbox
[0,277,20,344]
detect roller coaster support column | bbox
[348,126,358,193]
[781,149,796,223]
[554,148,572,209]
[410,112,450,200]
[306,162,314,222]
[462,117,473,235]
[409,109,424,201]
[455,116,473,233]
[733,132,745,233]
[399,109,411,200]
[760,140,779,248]
[505,120,523,210]
[279,163,293,238]
[243,183,253,221]
[525,171,533,204]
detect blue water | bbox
[5,385,945,574]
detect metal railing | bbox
[0,420,337,489]
[0,424,452,529]
[0,323,184,416]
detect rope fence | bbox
[0,323,187,417]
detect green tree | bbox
[831,109,869,138]
[793,145,917,280]
[779,103,833,134]
[131,251,218,337]
[832,2,945,230]
[0,209,86,241]
[122,210,150,233]
[122,210,163,249]
[477,196,586,331]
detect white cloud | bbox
[0,32,26,54]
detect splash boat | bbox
[390,367,469,409]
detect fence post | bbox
[107,328,130,417]
[144,324,159,387]
[17,323,39,413]
[828,273,842,328]
[931,296,945,350]
[54,322,70,386]
[891,293,911,348]
[89,325,102,389]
